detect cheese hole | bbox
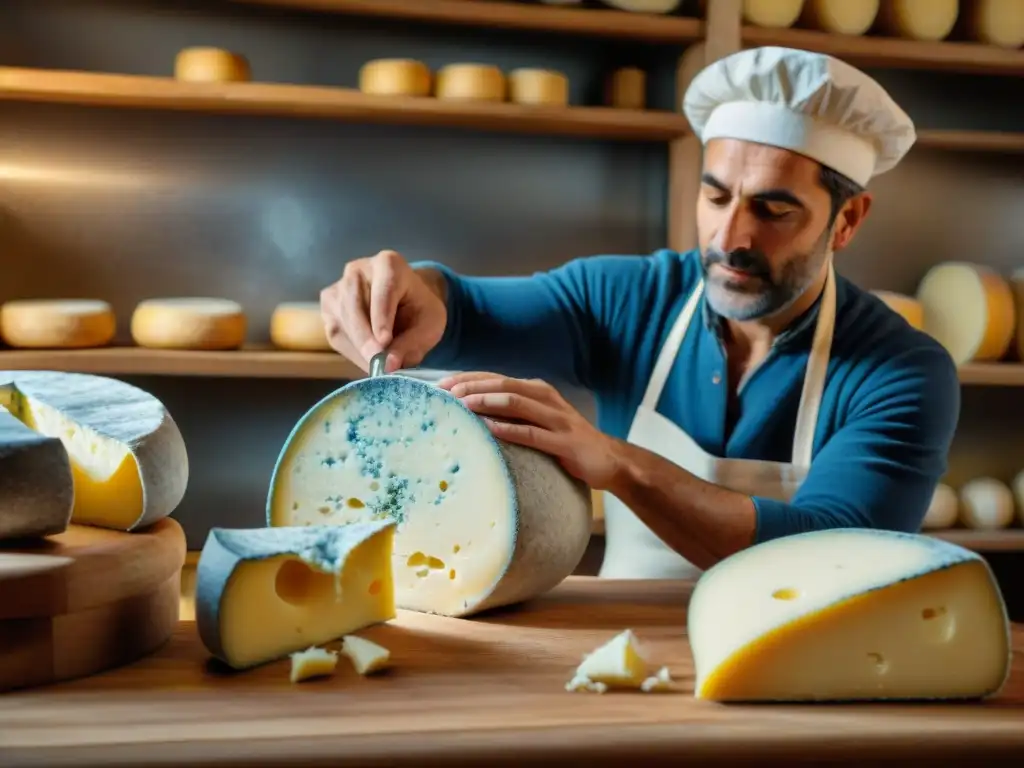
[439,480,448,491]
[921,606,956,643]
[317,506,331,515]
[866,652,888,674]
[369,481,380,491]
[771,587,800,600]
[292,502,299,511]
[347,497,365,508]
[452,544,461,554]
[275,560,335,606]
[448,568,456,580]
[368,579,383,595]
[407,551,445,570]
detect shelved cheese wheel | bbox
[358,59,432,97]
[876,0,960,42]
[598,0,683,12]
[1010,269,1024,361]
[269,302,331,352]
[174,47,251,83]
[606,67,646,109]
[916,262,1015,365]
[507,69,569,107]
[742,0,804,28]
[963,0,1024,49]
[130,298,246,351]
[800,0,881,35]
[921,483,959,530]
[435,64,506,102]
[870,290,925,331]
[0,299,116,349]
[959,477,1015,530]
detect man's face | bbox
[696,138,837,321]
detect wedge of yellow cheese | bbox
[289,646,339,683]
[341,635,391,675]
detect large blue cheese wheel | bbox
[267,373,592,617]
[0,371,189,531]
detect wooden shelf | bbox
[742,25,1024,77]
[231,0,705,44]
[0,347,364,381]
[916,130,1024,154]
[958,364,1024,386]
[0,67,691,142]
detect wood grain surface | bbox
[1,578,1022,767]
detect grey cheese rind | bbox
[195,521,396,667]
[0,406,74,540]
[0,370,189,530]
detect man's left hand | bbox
[437,372,620,489]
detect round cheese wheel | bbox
[876,0,959,41]
[1009,269,1024,361]
[434,64,506,102]
[0,299,116,349]
[921,483,959,530]
[358,59,432,97]
[606,67,646,110]
[800,0,880,35]
[959,477,1015,530]
[1012,470,1024,527]
[742,0,804,28]
[916,262,1015,365]
[598,0,683,11]
[174,47,251,83]
[964,0,1024,48]
[507,69,569,107]
[131,298,246,350]
[269,302,331,352]
[870,290,925,331]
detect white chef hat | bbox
[682,46,916,187]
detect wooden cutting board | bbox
[0,517,186,692]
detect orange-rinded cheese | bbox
[870,290,925,331]
[963,0,1024,52]
[606,67,646,110]
[270,302,331,352]
[358,59,432,97]
[434,64,506,102]
[174,47,251,83]
[743,0,804,28]
[508,69,569,107]
[876,0,959,42]
[800,0,881,35]
[916,262,1015,365]
[0,299,116,349]
[1010,269,1024,361]
[131,298,247,351]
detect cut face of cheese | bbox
[958,477,1014,530]
[965,0,1024,48]
[742,0,804,28]
[508,69,569,107]
[876,0,959,41]
[195,522,396,670]
[0,406,74,540]
[871,290,924,331]
[358,59,432,97]
[688,528,1012,702]
[799,0,880,35]
[267,374,592,618]
[289,646,338,683]
[0,299,116,349]
[921,483,958,530]
[606,67,646,110]
[566,629,676,693]
[341,634,390,675]
[130,297,247,350]
[0,371,188,531]
[174,47,251,83]
[434,64,506,102]
[270,302,331,351]
[916,262,1015,365]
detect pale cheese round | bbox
[916,262,1015,365]
[131,297,246,350]
[435,64,506,102]
[174,47,251,83]
[270,301,331,352]
[876,0,959,41]
[870,290,925,331]
[965,0,1024,48]
[358,59,432,97]
[743,0,804,28]
[507,68,569,107]
[799,0,880,35]
[921,483,958,530]
[606,67,646,110]
[959,477,1015,530]
[0,299,116,349]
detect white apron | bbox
[599,262,837,579]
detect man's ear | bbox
[831,193,873,252]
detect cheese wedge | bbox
[267,373,592,618]
[0,405,74,540]
[270,302,331,351]
[341,634,391,675]
[963,0,1024,48]
[921,483,958,530]
[876,0,959,41]
[174,47,251,83]
[358,59,432,97]
[130,297,247,350]
[688,528,1012,702]
[959,477,1014,530]
[434,64,506,102]
[0,299,116,349]
[195,522,396,670]
[800,0,880,35]
[289,646,339,683]
[0,371,188,531]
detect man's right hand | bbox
[319,250,448,373]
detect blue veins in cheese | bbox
[688,528,1013,702]
[0,370,189,531]
[195,521,396,670]
[267,373,592,618]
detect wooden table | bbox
[2,577,1023,767]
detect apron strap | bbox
[640,280,704,410]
